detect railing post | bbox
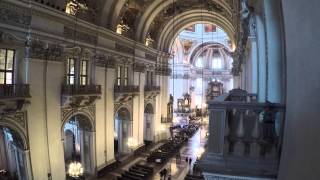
[233,109,245,156]
[250,110,262,158]
[208,108,226,155]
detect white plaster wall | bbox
[105,68,115,162]
[27,59,50,180]
[132,72,145,147]
[95,66,106,168]
[278,0,320,179]
[27,59,65,180]
[138,72,145,145]
[255,1,267,102]
[264,0,284,103]
[45,61,65,180]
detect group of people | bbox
[185,156,193,165]
[159,168,171,180]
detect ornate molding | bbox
[64,26,98,45]
[115,43,134,54]
[0,111,29,149]
[61,105,96,129]
[145,53,157,62]
[133,63,146,72]
[0,31,25,45]
[156,66,171,76]
[0,1,31,28]
[27,40,64,61]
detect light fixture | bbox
[127,137,138,149]
[68,161,84,178]
[196,147,205,159]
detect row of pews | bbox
[147,124,200,164]
[147,140,183,164]
[117,164,154,180]
[185,174,205,180]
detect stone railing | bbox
[61,84,101,96]
[0,84,31,99]
[114,85,139,94]
[144,85,160,92]
[200,90,285,179]
[226,88,258,102]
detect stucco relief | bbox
[61,106,96,128]
[0,1,31,27]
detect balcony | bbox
[0,84,31,112]
[114,85,140,102]
[200,89,285,179]
[61,85,101,96]
[61,84,101,107]
[114,85,139,94]
[144,85,160,99]
[144,85,160,92]
[0,84,30,99]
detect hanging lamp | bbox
[67,2,84,178]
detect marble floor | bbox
[99,123,208,180]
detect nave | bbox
[98,117,207,180]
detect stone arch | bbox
[0,117,28,150]
[61,110,95,139]
[135,0,233,42]
[114,105,132,121]
[189,42,232,65]
[144,103,154,114]
[156,10,236,52]
[0,117,33,180]
[115,107,131,121]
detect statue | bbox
[240,0,250,21]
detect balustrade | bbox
[0,84,30,98]
[114,85,139,94]
[61,84,101,95]
[201,89,285,178]
[144,86,160,92]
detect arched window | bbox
[195,57,203,68]
[212,56,222,69]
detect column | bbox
[264,0,284,103]
[105,67,115,162]
[132,71,145,148]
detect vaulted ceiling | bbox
[69,0,240,52]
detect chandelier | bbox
[68,161,84,178]
[127,137,138,149]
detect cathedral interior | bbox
[0,0,319,180]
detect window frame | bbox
[124,66,128,86]
[117,65,122,86]
[0,48,15,85]
[80,59,89,85]
[67,58,76,85]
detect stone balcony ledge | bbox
[144,85,160,92]
[61,84,101,107]
[114,85,139,94]
[0,84,31,112]
[61,84,101,96]
[0,84,31,99]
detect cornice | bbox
[1,0,166,64]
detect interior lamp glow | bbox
[196,147,205,159]
[68,161,84,178]
[127,137,138,149]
